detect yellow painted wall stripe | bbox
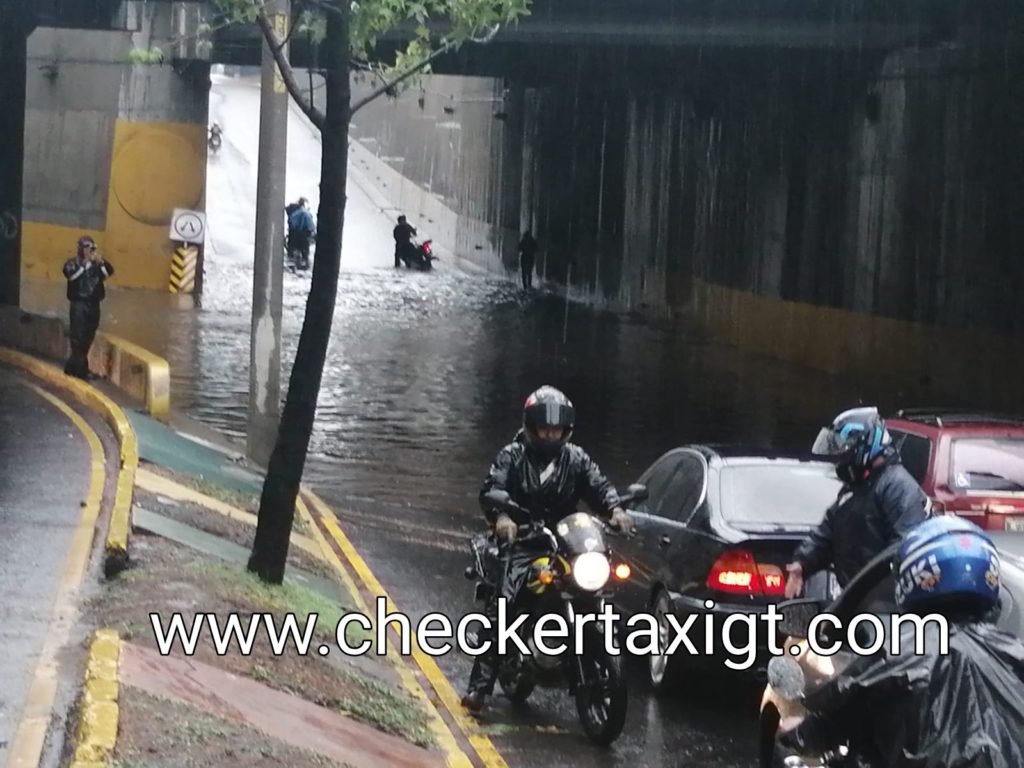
[304,490,509,768]
[6,381,107,768]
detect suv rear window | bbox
[950,438,1024,493]
[891,431,931,485]
[719,464,842,525]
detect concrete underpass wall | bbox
[22,9,209,292]
[347,37,1024,408]
[348,74,521,274]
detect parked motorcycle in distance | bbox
[464,483,648,746]
[208,122,223,153]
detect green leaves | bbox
[128,46,165,64]
[296,10,328,44]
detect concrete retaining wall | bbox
[344,36,1024,410]
[0,306,170,419]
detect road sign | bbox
[169,244,198,294]
[169,208,206,244]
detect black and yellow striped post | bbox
[169,244,198,294]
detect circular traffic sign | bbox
[172,211,204,241]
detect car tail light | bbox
[706,549,785,596]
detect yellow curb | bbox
[295,494,474,768]
[302,490,510,768]
[101,332,171,421]
[137,467,325,561]
[4,384,106,768]
[70,630,122,767]
[0,346,137,577]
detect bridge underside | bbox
[210,0,1000,74]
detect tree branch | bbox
[350,39,455,116]
[255,9,326,130]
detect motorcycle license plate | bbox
[1006,517,1024,532]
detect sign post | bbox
[168,208,206,299]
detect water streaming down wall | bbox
[353,33,1024,335]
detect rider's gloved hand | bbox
[494,513,517,544]
[608,507,635,534]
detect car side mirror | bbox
[777,597,826,639]
[621,483,648,505]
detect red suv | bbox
[886,409,1024,531]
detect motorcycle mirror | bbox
[777,597,825,639]
[481,489,517,513]
[767,656,806,702]
[620,483,648,504]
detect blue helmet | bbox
[811,406,891,483]
[895,516,1001,613]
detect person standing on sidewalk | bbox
[62,235,113,380]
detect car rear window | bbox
[718,464,842,526]
[950,438,1024,493]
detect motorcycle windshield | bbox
[554,512,606,556]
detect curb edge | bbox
[0,346,138,576]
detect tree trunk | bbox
[248,2,350,583]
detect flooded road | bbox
[22,73,934,766]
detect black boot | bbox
[461,689,486,713]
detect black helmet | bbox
[522,386,575,461]
[811,406,891,484]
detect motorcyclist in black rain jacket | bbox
[461,386,634,712]
[778,515,1024,767]
[785,407,931,598]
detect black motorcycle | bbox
[401,239,438,271]
[464,484,648,746]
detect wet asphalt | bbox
[0,367,91,750]
[16,73,972,767]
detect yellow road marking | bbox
[303,490,509,768]
[296,495,473,768]
[6,382,106,768]
[135,467,323,560]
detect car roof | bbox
[889,409,1024,433]
[687,444,835,468]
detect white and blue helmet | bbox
[812,406,892,483]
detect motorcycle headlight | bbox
[572,552,610,591]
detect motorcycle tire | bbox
[575,647,627,746]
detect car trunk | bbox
[708,526,837,603]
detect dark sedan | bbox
[613,445,843,686]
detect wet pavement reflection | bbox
[20,74,916,767]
